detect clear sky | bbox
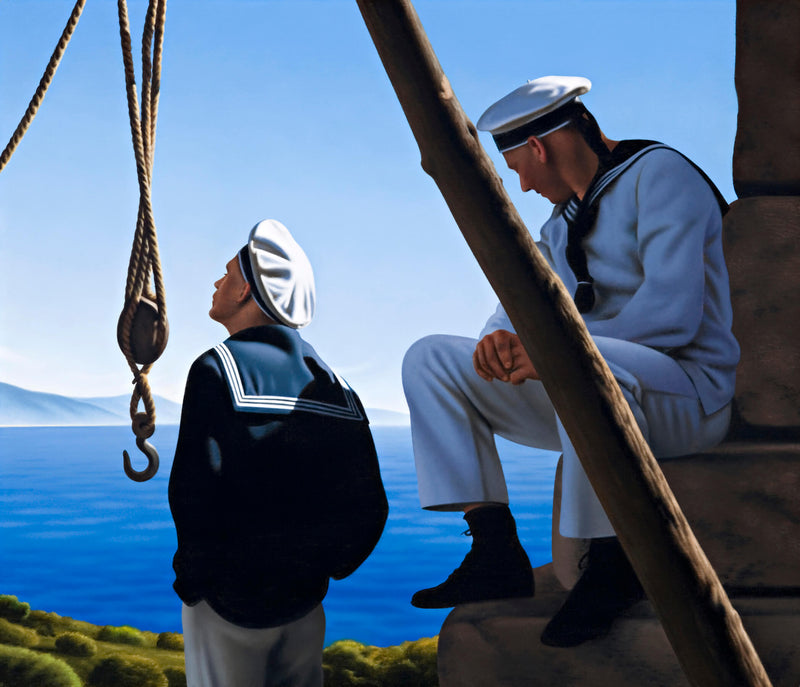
[0,0,736,413]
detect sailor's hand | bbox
[473,330,539,384]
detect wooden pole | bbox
[354,2,772,685]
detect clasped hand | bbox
[472,329,539,384]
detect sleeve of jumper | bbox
[586,154,720,348]
[479,302,515,337]
[478,238,554,338]
[169,357,229,593]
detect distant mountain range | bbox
[0,382,184,427]
[0,382,409,427]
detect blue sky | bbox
[0,0,736,412]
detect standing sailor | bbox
[402,76,739,647]
[170,219,387,685]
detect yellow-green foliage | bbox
[25,608,99,638]
[27,609,62,636]
[323,637,439,687]
[88,655,168,687]
[0,617,39,648]
[97,624,146,646]
[0,594,30,623]
[156,631,185,651]
[55,631,98,657]
[0,643,81,687]
[0,595,440,687]
[164,665,187,687]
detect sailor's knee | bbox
[402,335,472,390]
[403,335,445,384]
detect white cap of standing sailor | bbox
[477,76,592,153]
[238,219,316,329]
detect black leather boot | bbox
[540,536,645,647]
[411,505,534,609]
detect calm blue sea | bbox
[0,425,559,647]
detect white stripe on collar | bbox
[213,342,364,421]
[562,143,669,221]
[586,144,669,206]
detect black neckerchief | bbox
[561,140,728,313]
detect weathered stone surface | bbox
[734,0,800,196]
[552,444,800,592]
[662,442,800,589]
[438,568,800,687]
[723,197,800,426]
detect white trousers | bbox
[402,334,731,539]
[182,601,325,687]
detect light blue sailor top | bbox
[482,145,740,415]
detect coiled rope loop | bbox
[116,0,168,482]
[0,0,87,174]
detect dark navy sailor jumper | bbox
[169,325,387,629]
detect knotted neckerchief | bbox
[561,138,729,313]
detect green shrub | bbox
[0,595,30,623]
[88,655,167,687]
[324,639,380,686]
[27,609,61,636]
[55,631,98,657]
[397,637,438,685]
[0,617,39,648]
[384,658,426,686]
[0,644,81,687]
[31,610,98,638]
[323,638,438,687]
[156,631,184,651]
[164,665,187,687]
[97,624,146,646]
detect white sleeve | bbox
[477,235,557,339]
[479,302,515,338]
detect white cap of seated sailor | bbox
[476,76,592,153]
[238,219,316,329]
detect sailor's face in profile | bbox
[209,256,249,324]
[503,137,572,204]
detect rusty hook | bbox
[123,436,160,482]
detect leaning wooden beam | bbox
[354,1,772,686]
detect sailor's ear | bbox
[238,281,252,304]
[527,135,547,162]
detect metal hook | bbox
[123,436,160,482]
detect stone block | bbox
[661,441,800,590]
[734,0,800,196]
[723,197,800,427]
[550,442,800,592]
[438,572,800,687]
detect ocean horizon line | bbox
[0,380,410,428]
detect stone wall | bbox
[728,0,800,427]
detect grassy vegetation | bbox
[0,595,439,686]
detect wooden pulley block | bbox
[117,296,169,365]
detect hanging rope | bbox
[0,0,87,174]
[116,0,169,482]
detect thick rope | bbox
[117,0,168,446]
[0,0,87,174]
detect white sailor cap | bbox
[476,76,592,153]
[238,219,316,329]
